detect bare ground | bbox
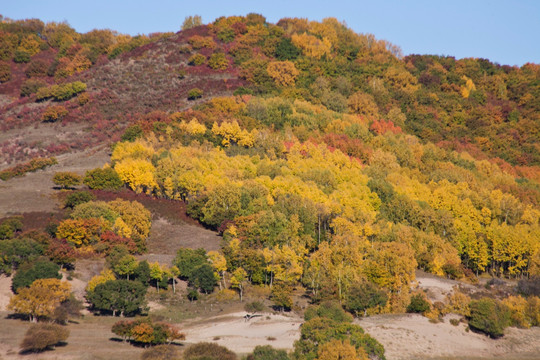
[358,314,540,360]
[140,217,221,265]
[0,146,110,217]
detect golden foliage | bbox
[267,61,299,87]
[8,279,71,321]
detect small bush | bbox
[20,323,69,353]
[184,342,237,360]
[64,191,95,209]
[83,167,123,190]
[450,318,460,326]
[0,61,12,82]
[247,345,289,360]
[407,294,431,313]
[53,172,81,189]
[25,59,49,77]
[187,88,203,100]
[188,35,216,50]
[468,298,511,338]
[245,301,265,313]
[140,344,180,360]
[188,53,206,66]
[187,289,199,301]
[36,81,86,101]
[121,124,143,142]
[0,157,57,181]
[304,301,353,323]
[208,52,229,70]
[20,79,47,97]
[13,50,31,63]
[42,105,68,122]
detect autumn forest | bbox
[0,13,539,360]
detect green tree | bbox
[87,280,147,316]
[113,255,139,280]
[247,345,290,360]
[83,167,123,190]
[64,191,95,209]
[407,294,431,314]
[12,260,61,293]
[468,298,511,338]
[191,263,217,293]
[345,281,388,317]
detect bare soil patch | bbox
[182,311,302,355]
[0,146,110,217]
[358,313,540,360]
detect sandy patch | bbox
[0,275,12,311]
[359,313,540,359]
[414,270,477,302]
[182,311,302,354]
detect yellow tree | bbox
[86,269,116,292]
[267,61,299,87]
[8,279,71,322]
[208,251,228,289]
[316,339,368,360]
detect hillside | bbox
[0,13,539,360]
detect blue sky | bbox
[3,0,539,66]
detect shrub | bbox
[0,216,23,240]
[35,81,86,101]
[188,35,216,49]
[64,191,95,209]
[0,61,11,83]
[83,167,123,190]
[0,61,12,82]
[20,78,47,97]
[208,52,229,70]
[407,294,431,313]
[13,50,31,63]
[184,342,237,360]
[468,298,511,338]
[188,53,206,66]
[112,319,184,346]
[120,124,144,142]
[304,301,353,323]
[517,277,540,296]
[187,88,203,100]
[140,344,180,360]
[245,301,265,313]
[53,172,81,189]
[42,105,68,122]
[25,59,49,77]
[20,323,69,353]
[217,28,236,43]
[0,157,57,181]
[247,345,289,360]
